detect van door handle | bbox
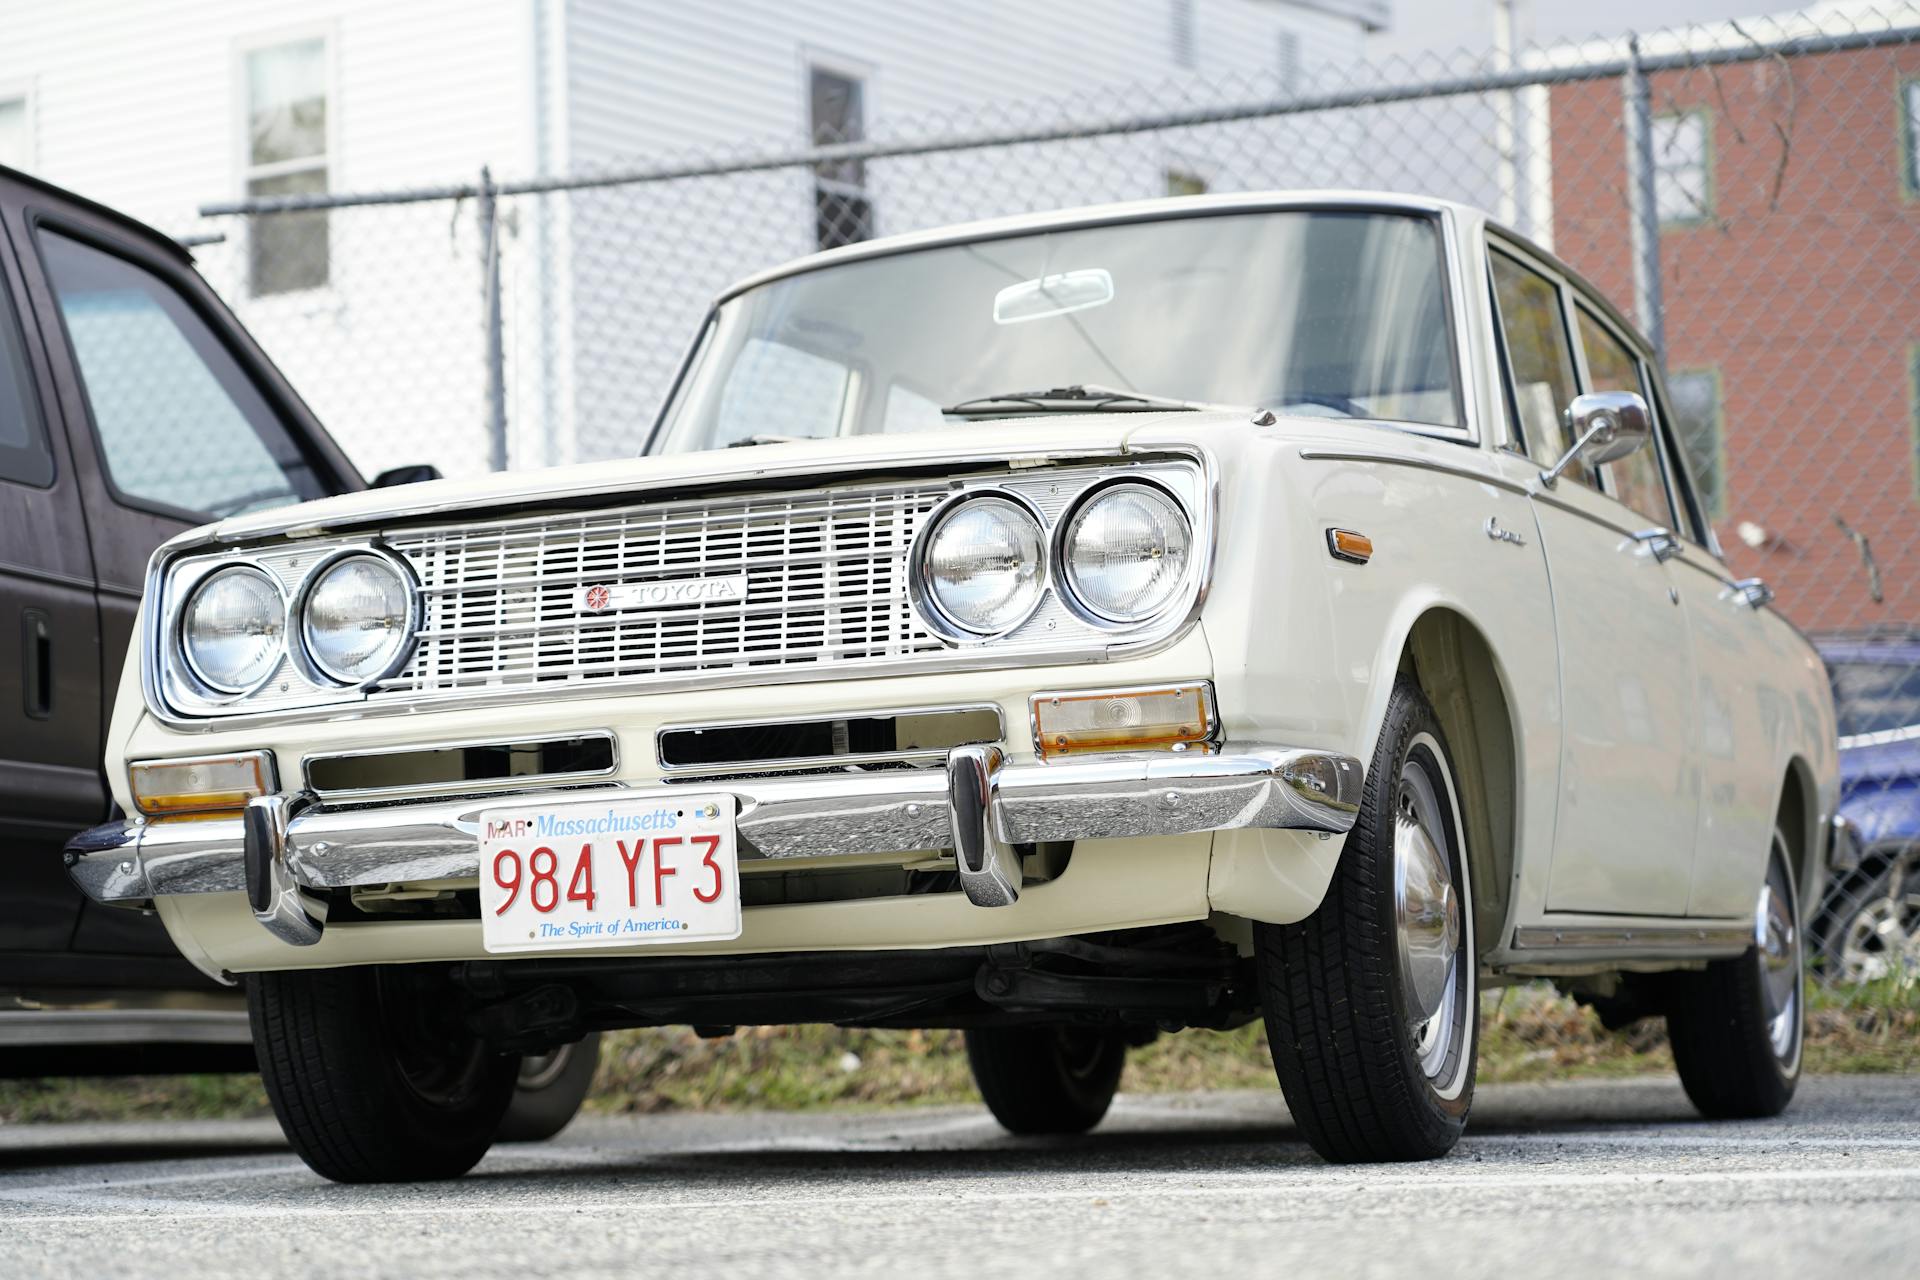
[1630,528,1681,563]
[1724,577,1774,610]
[22,609,51,719]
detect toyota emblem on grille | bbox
[575,574,750,614]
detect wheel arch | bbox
[1393,606,1521,954]
[1777,756,1822,918]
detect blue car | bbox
[1816,632,1920,982]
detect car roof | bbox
[0,162,194,265]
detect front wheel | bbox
[1256,677,1478,1163]
[247,966,518,1183]
[1666,832,1804,1119]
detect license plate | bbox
[478,795,741,954]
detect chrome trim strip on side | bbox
[1295,447,1530,496]
[1509,924,1753,952]
[67,742,1365,922]
[302,731,621,801]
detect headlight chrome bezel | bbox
[1054,478,1196,629]
[907,473,1202,646]
[160,540,421,712]
[289,546,422,690]
[176,562,290,698]
[909,489,1052,642]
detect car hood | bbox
[188,410,1421,548]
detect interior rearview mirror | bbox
[372,464,443,488]
[1539,391,1651,488]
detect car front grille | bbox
[378,480,955,695]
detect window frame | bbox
[233,26,337,299]
[1663,365,1726,524]
[27,214,345,524]
[1566,294,1681,533]
[1901,75,1920,200]
[1653,109,1714,229]
[801,51,876,252]
[0,233,54,488]
[1485,240,1581,466]
[1909,343,1920,505]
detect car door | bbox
[10,193,356,953]
[1487,243,1697,917]
[1643,369,1784,918]
[0,199,101,955]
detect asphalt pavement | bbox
[1,1073,1916,1279]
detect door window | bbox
[38,230,324,517]
[1490,250,1586,485]
[1575,307,1675,529]
[0,273,52,486]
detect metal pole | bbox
[1492,0,1519,225]
[1623,36,1667,364]
[478,166,508,472]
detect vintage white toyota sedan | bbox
[69,192,1838,1181]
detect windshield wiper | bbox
[941,383,1247,417]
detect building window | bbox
[1668,368,1724,519]
[1653,112,1711,225]
[1903,79,1920,195]
[1277,30,1302,93]
[0,94,28,171]
[1911,344,1920,501]
[1171,0,1197,69]
[1165,168,1208,197]
[243,37,330,297]
[809,66,872,251]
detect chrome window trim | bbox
[139,448,1218,732]
[171,560,291,700]
[301,731,620,801]
[288,544,422,690]
[907,488,1053,642]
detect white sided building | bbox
[0,0,1389,476]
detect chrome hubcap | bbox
[1394,745,1465,1085]
[1756,839,1802,1064]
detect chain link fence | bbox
[183,6,1920,994]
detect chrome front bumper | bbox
[67,742,1362,946]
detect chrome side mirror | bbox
[1538,391,1652,488]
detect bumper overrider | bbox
[66,743,1362,948]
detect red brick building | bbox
[1546,25,1920,632]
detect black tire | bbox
[1255,676,1477,1163]
[1666,832,1803,1120]
[497,1032,603,1143]
[964,1026,1126,1134]
[247,965,518,1183]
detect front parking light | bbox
[130,752,276,818]
[1031,683,1216,758]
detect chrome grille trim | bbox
[142,453,1213,727]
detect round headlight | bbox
[1061,483,1193,624]
[918,495,1047,636]
[181,566,286,693]
[299,553,415,685]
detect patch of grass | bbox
[0,1073,269,1125]
[3,981,1912,1125]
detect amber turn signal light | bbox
[1327,529,1373,564]
[1030,683,1216,758]
[130,752,275,817]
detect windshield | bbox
[651,210,1462,454]
[1830,659,1920,739]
